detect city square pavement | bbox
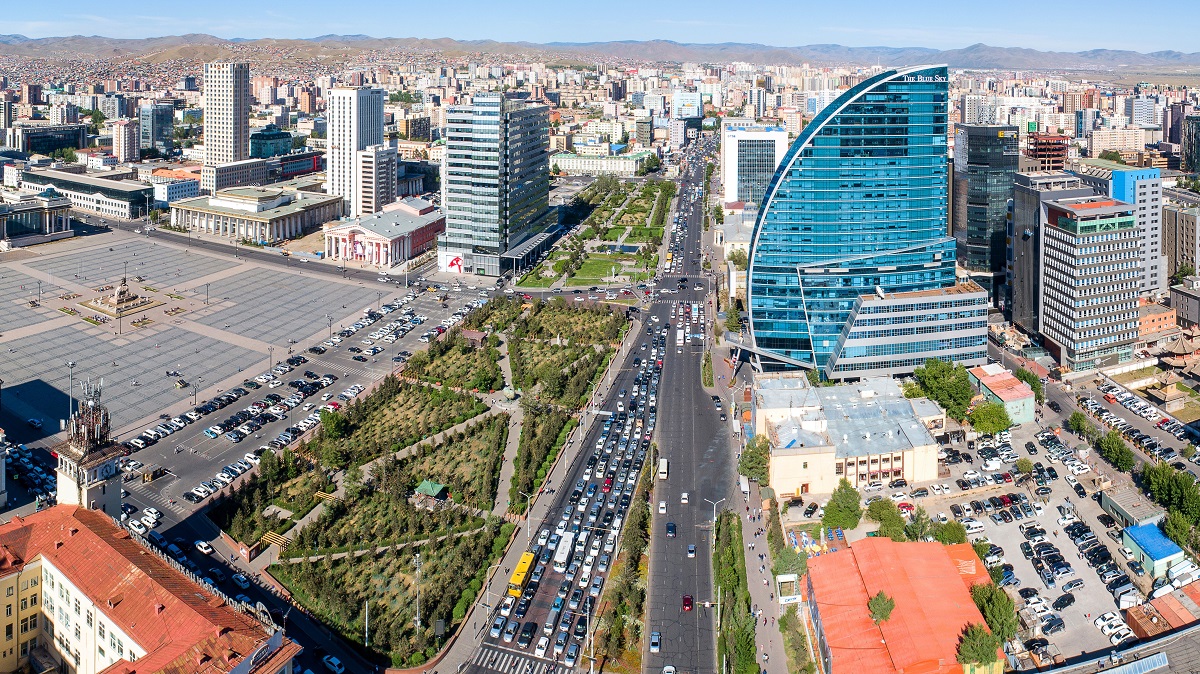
[2,322,261,433]
[0,231,393,445]
[189,266,384,345]
[24,238,237,289]
[0,267,64,330]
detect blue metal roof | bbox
[1126,523,1184,561]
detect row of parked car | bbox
[1080,396,1186,466]
[180,454,263,504]
[3,442,56,502]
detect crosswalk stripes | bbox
[467,643,563,674]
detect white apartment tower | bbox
[326,86,391,216]
[202,61,251,166]
[110,119,140,164]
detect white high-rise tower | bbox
[327,86,394,216]
[202,61,250,166]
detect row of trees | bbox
[1141,460,1200,550]
[957,582,1016,666]
[598,452,653,658]
[738,435,770,485]
[864,499,968,544]
[714,510,759,674]
[507,402,572,513]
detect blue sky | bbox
[7,0,1197,53]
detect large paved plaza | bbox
[0,230,399,437]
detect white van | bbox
[963,519,986,535]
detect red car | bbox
[522,294,532,300]
[682,595,693,611]
[1002,472,1014,483]
[897,502,914,513]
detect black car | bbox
[1073,483,1088,498]
[352,355,368,362]
[307,346,326,355]
[1042,617,1066,635]
[517,621,537,648]
[1018,587,1040,600]
[803,502,819,518]
[1098,513,1117,528]
[1048,401,1062,413]
[1052,593,1076,611]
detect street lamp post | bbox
[66,361,76,420]
[325,314,333,340]
[268,346,274,369]
[519,491,533,545]
[704,497,726,524]
[413,553,422,628]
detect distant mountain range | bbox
[2,33,1200,70]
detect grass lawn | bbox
[602,227,627,241]
[516,271,558,288]
[1112,366,1165,385]
[574,258,623,280]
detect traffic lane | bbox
[480,334,651,650]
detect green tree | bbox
[738,435,770,485]
[1067,411,1090,436]
[866,498,906,540]
[1164,511,1193,549]
[50,147,78,162]
[1014,458,1034,475]
[1184,443,1197,460]
[911,359,974,420]
[1013,368,1045,404]
[868,591,895,624]
[956,623,1000,666]
[970,582,1019,642]
[932,520,968,545]
[1173,262,1196,286]
[822,479,863,531]
[905,506,934,541]
[726,249,748,270]
[969,401,1012,435]
[320,409,349,440]
[551,163,561,175]
[1098,150,1126,164]
[1097,430,1135,472]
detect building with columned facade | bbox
[323,197,445,268]
[170,186,342,243]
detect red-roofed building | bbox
[968,363,1036,425]
[0,505,300,674]
[805,538,1001,674]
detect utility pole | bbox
[66,361,76,420]
[364,599,369,647]
[413,552,422,628]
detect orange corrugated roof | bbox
[1182,582,1200,610]
[1149,594,1195,628]
[807,538,998,674]
[978,373,1034,403]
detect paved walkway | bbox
[742,493,788,673]
[491,332,526,517]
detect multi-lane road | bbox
[463,138,730,674]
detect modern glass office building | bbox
[952,124,1019,302]
[747,65,956,370]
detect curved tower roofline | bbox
[746,64,957,372]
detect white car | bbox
[127,520,148,535]
[144,507,162,520]
[659,501,667,514]
[681,492,689,504]
[195,540,214,555]
[535,636,550,658]
[1120,547,1135,560]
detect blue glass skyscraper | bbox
[747,65,955,369]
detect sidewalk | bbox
[743,492,788,673]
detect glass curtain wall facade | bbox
[747,65,954,369]
[439,93,552,276]
[736,138,779,206]
[952,124,1018,302]
[138,103,175,154]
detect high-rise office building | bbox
[353,144,398,217]
[202,62,251,166]
[0,100,12,129]
[1075,108,1100,138]
[959,94,998,124]
[1007,172,1097,336]
[746,65,984,376]
[1072,159,1164,295]
[1124,97,1157,127]
[111,119,140,163]
[438,92,555,276]
[326,86,392,216]
[138,102,175,154]
[953,124,1019,303]
[1164,204,1200,283]
[1038,196,1139,372]
[719,119,788,206]
[1165,103,1193,145]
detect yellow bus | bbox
[507,551,537,597]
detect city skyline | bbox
[8,0,1200,54]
